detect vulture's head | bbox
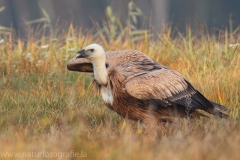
[76,44,105,62]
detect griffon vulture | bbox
[67,44,228,127]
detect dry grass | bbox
[0,25,239,160]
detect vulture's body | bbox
[67,44,228,127]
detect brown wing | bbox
[125,68,196,105]
[124,66,226,117]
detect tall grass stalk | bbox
[6,33,12,87]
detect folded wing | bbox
[125,68,218,115]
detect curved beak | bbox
[76,49,86,58]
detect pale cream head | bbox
[76,44,108,85]
[77,43,105,62]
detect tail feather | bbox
[210,100,228,111]
[191,91,228,118]
[175,90,229,118]
[210,101,228,118]
[213,109,228,118]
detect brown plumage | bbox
[67,44,228,127]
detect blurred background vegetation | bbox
[0,0,240,37]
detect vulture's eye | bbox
[89,49,94,52]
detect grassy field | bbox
[0,25,239,160]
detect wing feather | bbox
[125,68,195,103]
